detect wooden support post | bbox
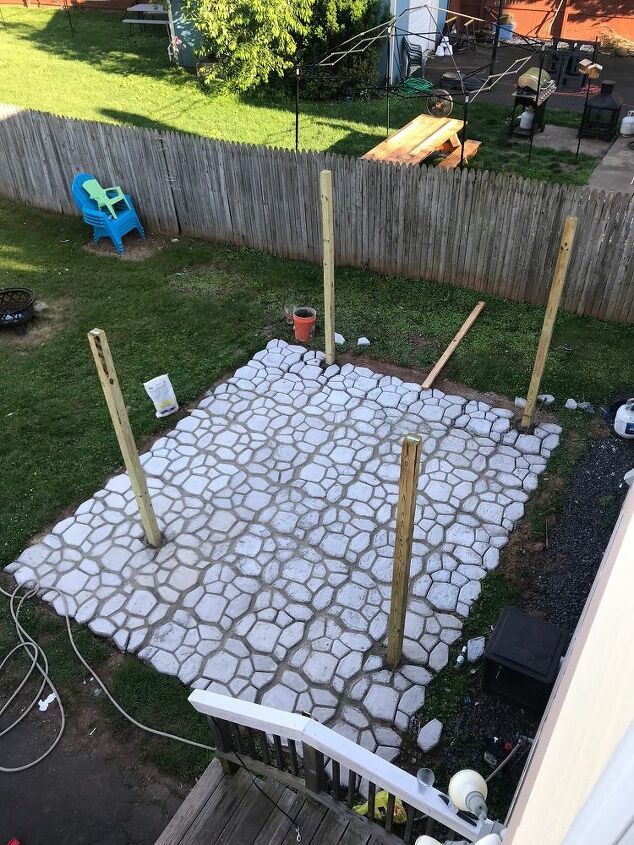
[521,216,577,430]
[320,169,336,366]
[208,717,239,774]
[302,743,326,794]
[422,301,485,389]
[87,328,162,547]
[387,435,423,669]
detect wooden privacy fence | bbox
[0,103,632,324]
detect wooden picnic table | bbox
[361,114,466,166]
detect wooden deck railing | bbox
[189,690,506,843]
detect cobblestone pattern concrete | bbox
[8,340,560,759]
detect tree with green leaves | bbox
[182,0,313,90]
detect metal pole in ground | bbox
[528,45,545,165]
[489,0,504,79]
[295,66,301,152]
[387,434,423,669]
[460,94,469,168]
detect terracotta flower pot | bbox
[293,307,316,342]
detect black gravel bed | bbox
[404,430,633,824]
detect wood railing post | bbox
[208,717,239,775]
[521,216,577,429]
[320,169,336,366]
[302,742,326,794]
[387,434,422,669]
[87,328,161,547]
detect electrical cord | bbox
[0,579,214,772]
[1,579,303,838]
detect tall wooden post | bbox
[387,434,423,669]
[521,217,577,430]
[88,328,162,547]
[320,169,336,366]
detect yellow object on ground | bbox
[353,790,408,824]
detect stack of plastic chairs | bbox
[71,172,144,255]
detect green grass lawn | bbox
[0,7,597,184]
[1,197,631,781]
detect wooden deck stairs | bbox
[153,689,505,845]
[155,758,403,845]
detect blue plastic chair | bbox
[71,172,144,255]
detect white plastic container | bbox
[620,110,634,136]
[519,108,535,131]
[614,398,634,439]
[143,374,178,418]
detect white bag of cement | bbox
[144,374,178,418]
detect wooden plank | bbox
[179,768,253,845]
[436,139,481,169]
[277,797,328,845]
[255,790,306,844]
[521,216,577,429]
[320,169,336,366]
[421,301,485,389]
[154,759,227,845]
[387,435,423,669]
[308,809,352,844]
[87,328,161,547]
[214,779,289,845]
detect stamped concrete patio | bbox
[9,340,560,758]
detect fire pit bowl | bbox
[0,287,36,330]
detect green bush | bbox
[297,0,385,101]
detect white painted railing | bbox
[189,689,505,842]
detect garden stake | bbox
[387,434,422,669]
[521,216,578,429]
[87,328,161,547]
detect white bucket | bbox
[143,374,178,418]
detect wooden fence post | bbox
[87,328,162,548]
[320,169,336,366]
[387,434,423,669]
[521,216,578,429]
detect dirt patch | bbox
[0,299,70,349]
[82,233,168,262]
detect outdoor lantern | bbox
[580,80,623,141]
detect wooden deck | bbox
[155,759,404,845]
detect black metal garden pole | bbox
[489,0,504,79]
[576,68,593,159]
[63,0,75,37]
[460,94,469,168]
[528,45,545,164]
[295,66,300,152]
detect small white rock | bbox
[417,718,443,752]
[514,397,526,408]
[466,636,486,663]
[565,398,577,410]
[357,337,371,347]
[578,401,594,413]
[537,394,555,405]
[334,333,346,345]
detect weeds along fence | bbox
[0,103,632,324]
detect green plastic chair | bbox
[81,178,131,219]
